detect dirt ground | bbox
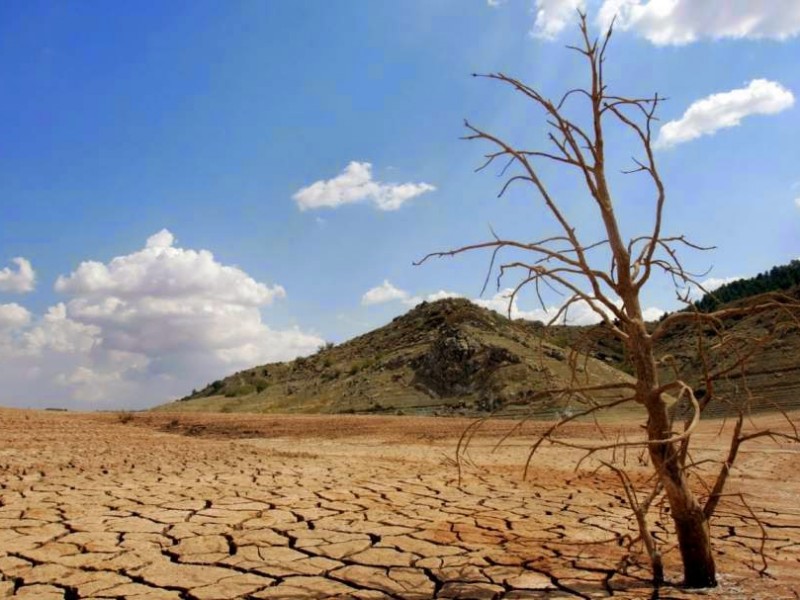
[1,409,798,599]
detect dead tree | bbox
[417,14,799,589]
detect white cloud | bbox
[701,276,741,292]
[0,257,36,293]
[0,303,32,330]
[532,0,586,40]
[0,231,323,409]
[0,302,109,407]
[475,289,665,324]
[679,275,741,302]
[24,303,101,355]
[56,230,284,306]
[487,0,505,6]
[794,197,800,209]
[362,280,411,306]
[655,79,794,149]
[0,303,99,359]
[598,0,800,45]
[362,281,462,308]
[685,275,741,300]
[293,162,435,211]
[423,290,463,303]
[404,290,464,307]
[641,306,666,321]
[473,289,603,324]
[145,228,175,249]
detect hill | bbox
[552,285,800,417]
[158,298,635,417]
[160,262,800,418]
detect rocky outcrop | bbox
[411,325,521,398]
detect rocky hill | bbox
[161,276,800,418]
[159,298,636,417]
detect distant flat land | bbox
[1,409,799,599]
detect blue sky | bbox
[1,0,799,409]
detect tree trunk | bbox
[627,322,718,588]
[671,500,717,588]
[646,398,718,588]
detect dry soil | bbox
[1,409,798,599]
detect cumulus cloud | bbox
[655,80,794,149]
[0,302,109,406]
[0,303,99,358]
[24,303,101,355]
[55,365,133,404]
[293,162,435,211]
[532,0,586,40]
[598,0,800,45]
[55,229,284,306]
[0,231,323,409]
[145,228,175,249]
[0,303,32,330]
[0,257,36,293]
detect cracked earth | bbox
[1,409,798,599]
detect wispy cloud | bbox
[598,0,800,45]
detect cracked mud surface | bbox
[1,409,799,599]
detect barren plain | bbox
[1,408,798,599]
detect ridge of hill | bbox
[158,298,635,417]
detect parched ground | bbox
[0,409,798,599]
